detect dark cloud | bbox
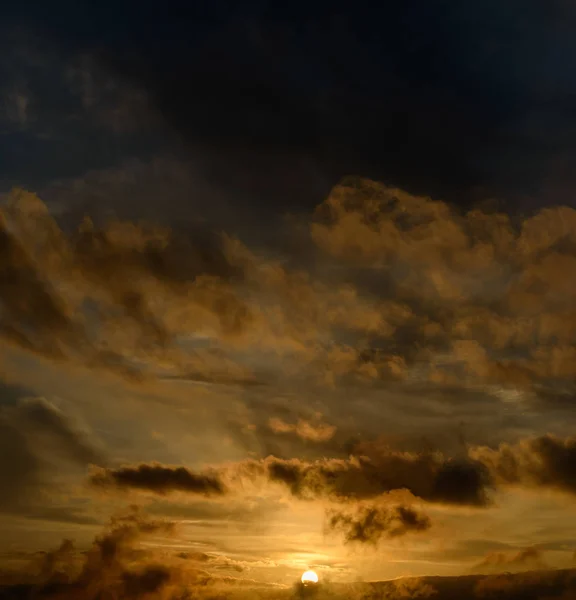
[307,178,576,395]
[428,460,491,506]
[5,1,576,234]
[0,379,34,407]
[263,453,492,507]
[471,434,576,496]
[265,433,576,504]
[71,212,240,287]
[94,448,490,507]
[327,504,431,544]
[13,397,105,467]
[0,396,104,517]
[0,205,81,360]
[0,508,283,599]
[8,510,178,599]
[0,30,161,189]
[0,414,43,511]
[56,0,575,216]
[0,189,254,382]
[28,539,84,588]
[81,510,175,571]
[95,433,576,510]
[90,463,228,497]
[5,4,576,591]
[121,565,172,597]
[6,178,576,402]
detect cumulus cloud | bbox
[326,504,431,544]
[309,178,576,394]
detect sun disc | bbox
[301,570,319,584]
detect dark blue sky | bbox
[2,0,576,220]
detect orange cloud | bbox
[268,417,336,442]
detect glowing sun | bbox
[301,570,319,585]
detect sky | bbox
[3,1,576,599]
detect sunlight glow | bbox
[301,570,319,584]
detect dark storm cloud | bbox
[42,157,235,233]
[90,464,228,496]
[5,1,576,214]
[0,29,161,190]
[12,1,576,210]
[327,504,431,544]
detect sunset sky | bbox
[3,2,576,599]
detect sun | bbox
[301,570,319,585]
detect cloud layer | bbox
[3,178,576,585]
[4,178,576,399]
